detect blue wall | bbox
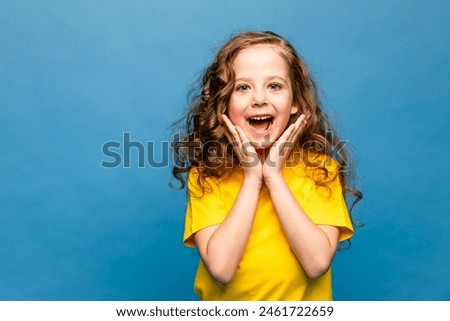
[1,0,449,300]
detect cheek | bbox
[227,109,241,125]
[227,97,245,125]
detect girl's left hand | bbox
[262,114,306,182]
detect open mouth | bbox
[248,115,273,131]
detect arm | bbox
[194,115,263,284]
[264,176,340,279]
[194,175,261,284]
[263,115,339,279]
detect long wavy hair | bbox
[172,31,362,229]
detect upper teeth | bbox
[250,116,271,120]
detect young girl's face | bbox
[228,45,298,150]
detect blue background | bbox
[1,0,449,300]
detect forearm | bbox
[265,176,338,279]
[198,176,261,283]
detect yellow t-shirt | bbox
[183,154,353,301]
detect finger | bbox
[278,123,297,143]
[266,124,294,161]
[221,114,246,160]
[221,115,238,137]
[284,114,306,143]
[294,114,306,131]
[291,114,307,143]
[235,125,256,157]
[222,115,243,145]
[235,125,250,145]
[275,115,306,157]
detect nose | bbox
[251,88,267,107]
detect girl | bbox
[172,31,362,300]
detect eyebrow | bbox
[235,76,289,83]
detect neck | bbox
[256,148,269,161]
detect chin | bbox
[253,130,281,143]
[249,134,276,149]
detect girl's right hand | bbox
[222,114,263,182]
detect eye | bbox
[268,83,282,90]
[236,84,250,92]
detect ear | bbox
[290,104,299,115]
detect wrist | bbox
[243,174,263,190]
[263,173,285,190]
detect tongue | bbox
[251,119,271,131]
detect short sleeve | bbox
[183,168,229,248]
[302,165,354,242]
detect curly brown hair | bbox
[172,31,362,222]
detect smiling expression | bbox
[227,45,298,150]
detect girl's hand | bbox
[263,114,306,183]
[222,114,263,182]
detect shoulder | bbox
[288,148,339,172]
[286,149,342,190]
[188,167,243,197]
